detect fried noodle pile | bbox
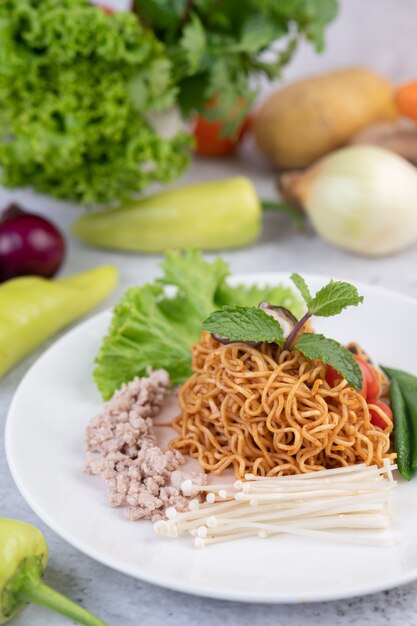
[170,333,394,478]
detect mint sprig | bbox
[285,274,364,349]
[202,273,364,393]
[203,305,284,344]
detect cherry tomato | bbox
[325,364,367,399]
[193,98,251,157]
[353,355,380,399]
[325,365,342,388]
[368,399,393,430]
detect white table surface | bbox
[3,1,417,624]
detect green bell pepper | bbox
[0,518,107,625]
[72,176,300,253]
[0,265,117,378]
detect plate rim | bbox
[6,271,417,603]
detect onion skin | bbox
[279,145,417,256]
[0,205,65,282]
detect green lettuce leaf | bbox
[94,251,302,399]
[0,0,191,205]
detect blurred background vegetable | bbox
[279,145,417,256]
[0,204,65,283]
[0,0,190,205]
[0,0,338,206]
[0,265,117,378]
[134,0,338,139]
[350,121,417,165]
[72,177,302,252]
[253,67,397,170]
[395,81,417,122]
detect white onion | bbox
[283,145,417,256]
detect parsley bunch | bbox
[0,0,191,204]
[135,0,338,134]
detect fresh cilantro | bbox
[179,14,207,75]
[291,274,363,317]
[294,334,362,391]
[94,251,302,399]
[203,306,284,345]
[134,1,338,136]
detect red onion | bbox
[0,204,66,282]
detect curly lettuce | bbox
[94,250,303,399]
[0,0,191,205]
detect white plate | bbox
[6,273,417,603]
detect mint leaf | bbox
[290,273,313,307]
[309,280,363,317]
[203,306,284,344]
[295,333,362,391]
[291,274,363,317]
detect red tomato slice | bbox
[368,399,393,430]
[325,364,367,399]
[353,355,380,399]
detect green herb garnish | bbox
[286,273,364,348]
[294,334,362,391]
[203,306,284,345]
[203,275,364,391]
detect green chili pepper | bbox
[0,518,107,625]
[0,265,117,378]
[72,177,302,253]
[389,378,413,480]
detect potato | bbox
[253,67,397,170]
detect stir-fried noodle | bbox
[170,333,395,478]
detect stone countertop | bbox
[3,1,417,623]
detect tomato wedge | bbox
[368,399,393,430]
[354,355,380,399]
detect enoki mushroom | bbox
[154,462,397,548]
